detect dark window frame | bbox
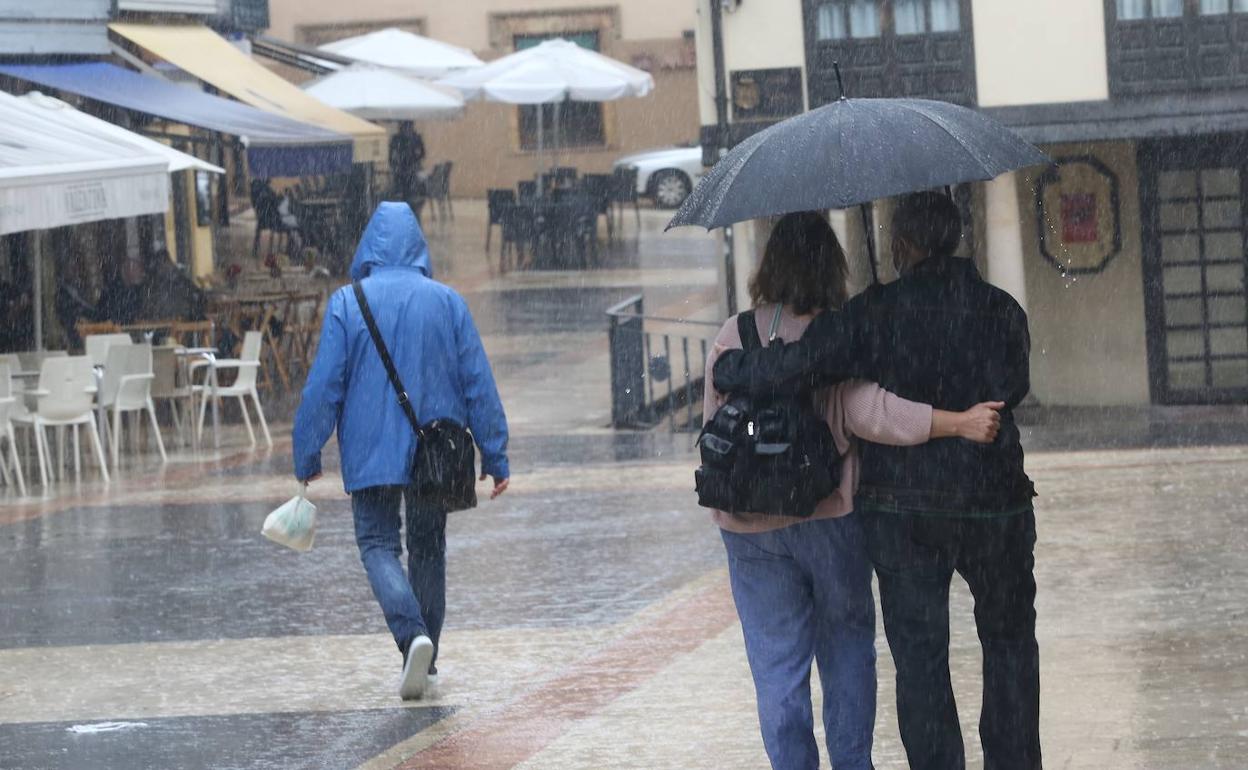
[801,0,977,107]
[1104,0,1248,96]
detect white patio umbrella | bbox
[302,66,464,121]
[438,38,655,176]
[319,28,484,78]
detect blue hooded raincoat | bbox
[293,203,509,492]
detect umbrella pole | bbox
[32,231,43,352]
[554,98,563,169]
[536,105,545,197]
[860,204,879,284]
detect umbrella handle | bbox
[860,204,879,285]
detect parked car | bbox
[613,144,705,209]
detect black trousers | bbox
[862,509,1041,770]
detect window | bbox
[849,0,881,36]
[1197,0,1248,11]
[1117,0,1184,18]
[894,0,960,34]
[1109,0,1248,93]
[816,3,849,39]
[515,32,605,151]
[930,0,961,31]
[1116,0,1176,17]
[804,0,975,105]
[297,18,425,46]
[815,1,881,40]
[895,0,926,35]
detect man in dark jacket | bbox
[714,192,1040,770]
[389,122,427,202]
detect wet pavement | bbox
[3,203,1248,768]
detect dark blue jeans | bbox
[721,515,877,770]
[862,509,1041,770]
[351,485,448,665]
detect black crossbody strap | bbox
[736,309,761,352]
[353,281,423,438]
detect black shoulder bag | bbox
[353,281,478,512]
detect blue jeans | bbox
[351,485,448,665]
[721,515,877,770]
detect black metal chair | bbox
[552,166,578,188]
[581,174,615,242]
[518,180,537,201]
[500,202,537,271]
[426,162,454,222]
[486,189,516,253]
[610,166,641,230]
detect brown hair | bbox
[892,191,963,259]
[749,212,849,315]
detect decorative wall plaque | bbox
[730,68,804,123]
[1035,156,1123,275]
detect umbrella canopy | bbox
[302,66,464,121]
[438,38,654,104]
[668,97,1050,231]
[319,28,484,78]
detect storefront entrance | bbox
[1140,135,1248,404]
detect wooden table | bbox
[208,294,295,392]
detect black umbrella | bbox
[668,93,1050,286]
[667,96,1050,235]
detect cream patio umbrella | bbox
[319,28,484,78]
[302,66,465,122]
[438,38,655,181]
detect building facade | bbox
[265,0,700,198]
[696,0,1248,407]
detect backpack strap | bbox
[353,281,423,440]
[736,309,762,352]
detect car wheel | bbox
[652,170,692,209]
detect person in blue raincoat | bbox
[293,202,509,701]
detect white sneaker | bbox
[399,636,434,700]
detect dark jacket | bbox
[713,256,1034,515]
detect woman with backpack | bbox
[702,211,1002,770]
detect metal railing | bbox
[606,294,721,432]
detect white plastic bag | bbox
[262,483,317,552]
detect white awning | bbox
[0,90,169,236]
[19,92,225,174]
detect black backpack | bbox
[695,309,842,518]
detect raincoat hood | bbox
[349,202,432,280]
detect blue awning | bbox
[0,62,354,177]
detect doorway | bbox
[1140,135,1248,403]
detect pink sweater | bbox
[703,305,934,534]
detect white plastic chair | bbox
[14,356,109,486]
[0,363,27,496]
[196,331,272,448]
[84,334,134,367]
[98,344,166,466]
[151,346,195,447]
